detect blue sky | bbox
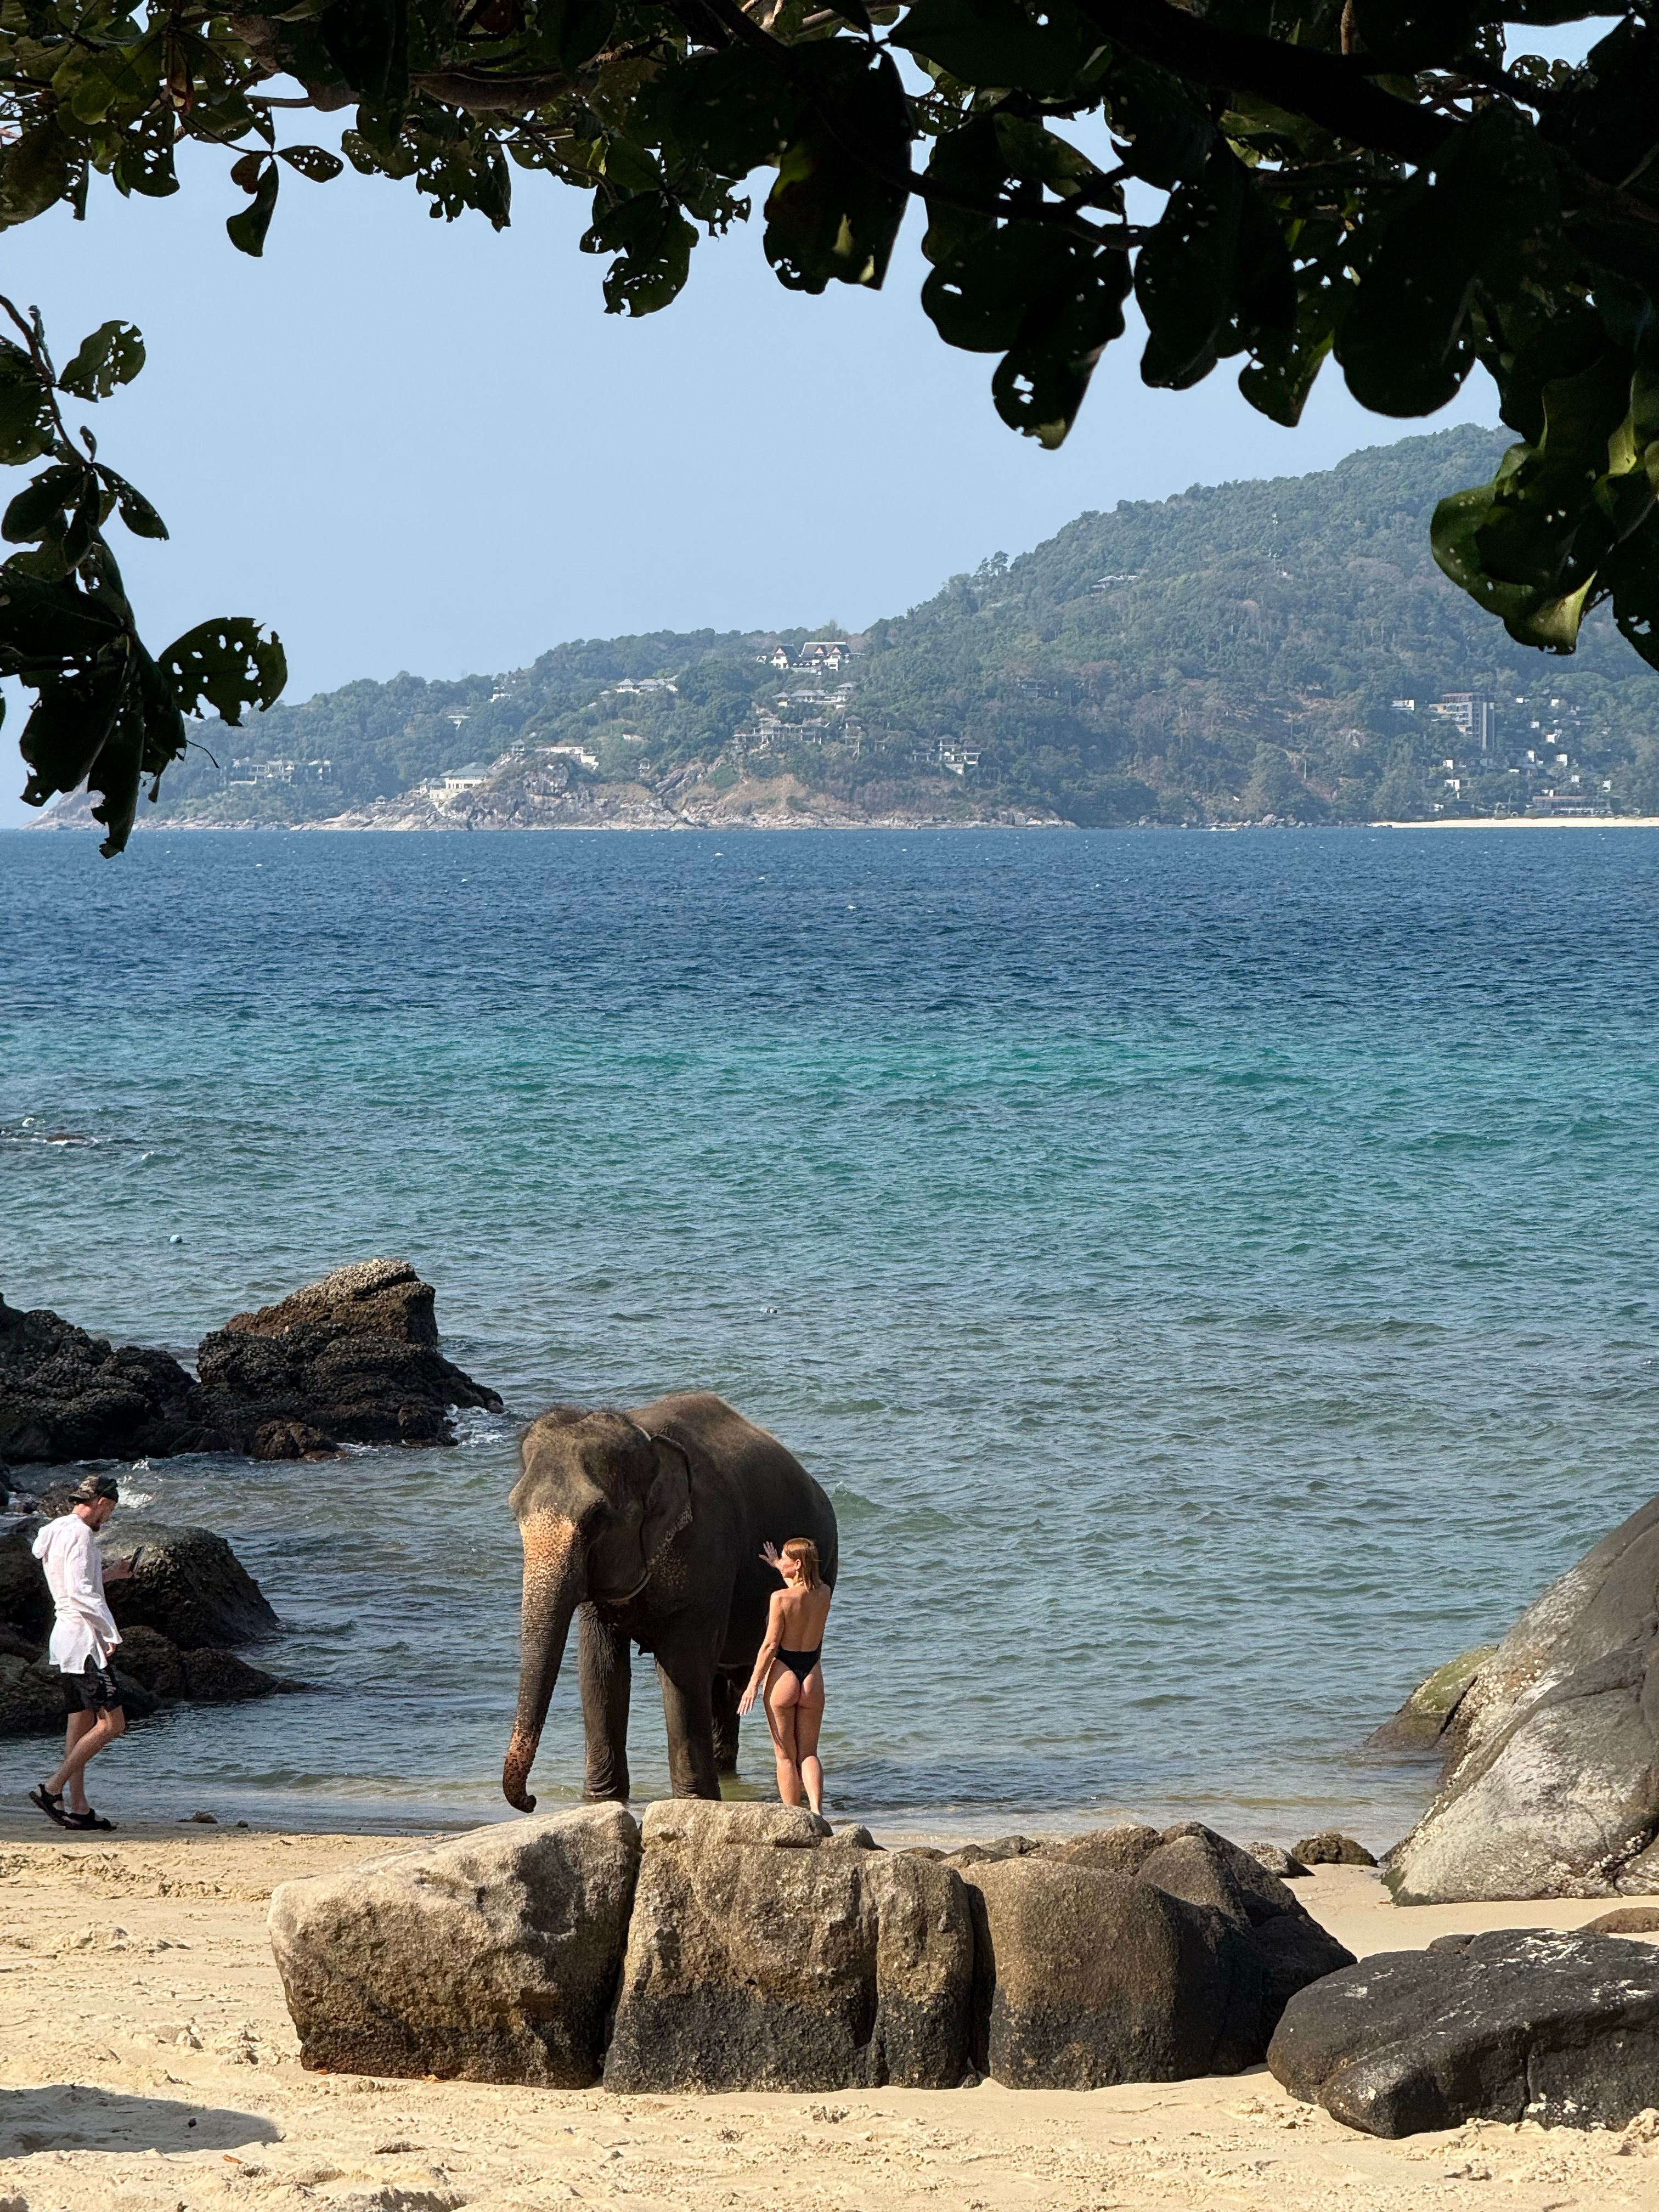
[0,26,1598,828]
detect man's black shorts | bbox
[60,1662,122,1715]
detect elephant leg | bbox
[656,1647,721,1801]
[711,1672,741,1776]
[578,1606,631,1803]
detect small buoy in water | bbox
[168,1234,184,1245]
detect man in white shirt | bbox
[29,1474,135,1830]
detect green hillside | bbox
[144,427,1659,828]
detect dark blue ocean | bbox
[3,824,1658,1844]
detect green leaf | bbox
[2,465,86,545]
[991,115,1108,202]
[0,345,55,468]
[226,160,280,257]
[652,48,798,177]
[1137,144,1293,391]
[0,570,126,680]
[1337,105,1562,418]
[18,654,132,816]
[276,144,345,182]
[763,46,912,294]
[158,616,287,723]
[95,462,168,541]
[1105,59,1215,188]
[991,244,1132,448]
[923,224,1078,353]
[57,320,145,401]
[890,0,1098,94]
[0,120,81,230]
[581,190,697,315]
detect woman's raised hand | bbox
[760,1540,782,1570]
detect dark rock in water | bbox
[0,1293,221,1465]
[110,1623,289,1705]
[270,1805,641,2085]
[0,1622,38,1662]
[181,1646,291,1702]
[1268,1927,1659,2135]
[961,1854,1266,2088]
[249,1420,338,1462]
[1248,1842,1312,1878]
[103,1523,279,1649]
[223,1257,445,1347]
[0,1520,50,1642]
[604,1802,974,2094]
[113,1623,188,1700]
[1586,1905,1659,1934]
[1366,1644,1498,1757]
[1294,1830,1378,1867]
[0,1651,69,1735]
[196,1257,502,1451]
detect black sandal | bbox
[62,1808,114,1831]
[28,1784,69,1827]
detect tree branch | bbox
[1072,0,1455,166]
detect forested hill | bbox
[138,426,1659,828]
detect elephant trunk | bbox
[503,1516,586,1812]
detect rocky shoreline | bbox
[0,1256,501,1468]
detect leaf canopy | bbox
[7,0,1659,838]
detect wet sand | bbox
[3,1824,1658,2212]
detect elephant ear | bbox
[641,1435,692,1565]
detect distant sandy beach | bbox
[4,1822,1659,2212]
[1373,815,1659,829]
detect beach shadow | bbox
[0,2083,277,2155]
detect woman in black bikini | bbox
[738,1536,831,1816]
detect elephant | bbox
[503,1389,839,1809]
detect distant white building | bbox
[1428,692,1496,752]
[939,742,981,777]
[435,763,493,793]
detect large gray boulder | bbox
[196,1257,503,1454]
[961,1853,1267,2088]
[269,1804,640,2085]
[103,1523,280,1649]
[602,1802,974,2093]
[1020,1821,1353,2040]
[1387,1494,1659,1901]
[1268,1928,1659,2135]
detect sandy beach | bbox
[2,1821,1658,2212]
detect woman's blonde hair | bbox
[782,1537,821,1589]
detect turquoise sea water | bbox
[3,825,1658,1843]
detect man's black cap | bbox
[71,1474,120,1503]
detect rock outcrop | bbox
[1386,1494,1659,1902]
[104,1524,280,1649]
[961,1855,1264,2089]
[0,1294,216,1464]
[951,1822,1355,2087]
[1268,1928,1659,2135]
[1293,1831,1378,1868]
[1366,1643,1498,1755]
[196,1258,503,1453]
[269,1805,642,2084]
[0,1260,501,1465]
[603,1802,974,2094]
[0,1518,291,1735]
